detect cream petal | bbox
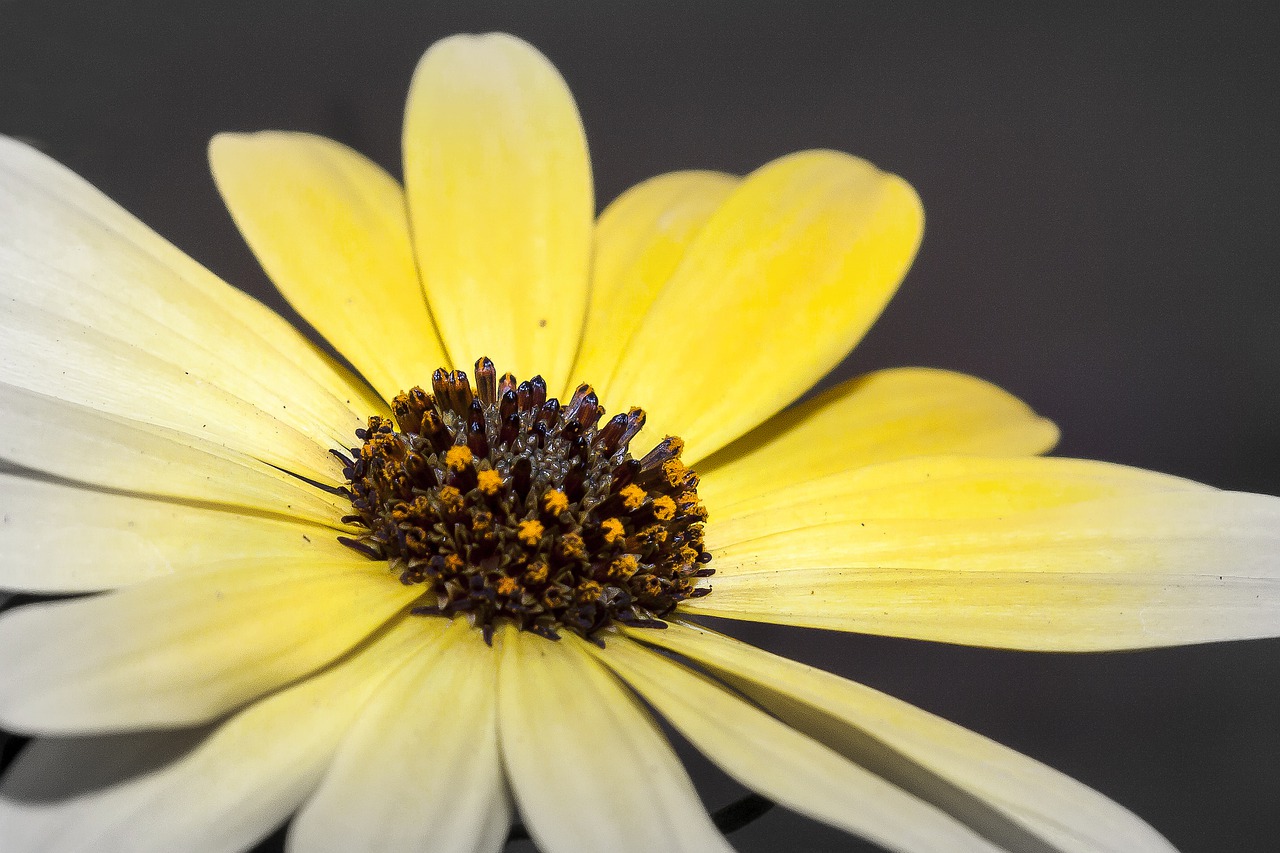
[570,170,739,397]
[0,558,421,734]
[587,634,1004,853]
[290,618,508,853]
[404,33,593,387]
[209,132,450,402]
[634,621,1177,853]
[0,384,351,526]
[691,457,1280,650]
[602,150,923,461]
[0,617,434,853]
[698,368,1059,510]
[0,135,384,486]
[0,473,349,593]
[495,625,730,853]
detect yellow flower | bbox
[0,30,1277,853]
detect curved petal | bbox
[0,385,350,527]
[570,170,739,396]
[0,136,385,485]
[697,368,1059,510]
[586,634,1004,853]
[691,457,1280,650]
[0,617,435,853]
[210,132,449,402]
[0,474,350,593]
[602,150,923,462]
[403,33,593,387]
[495,625,730,853]
[290,618,509,853]
[633,621,1177,853]
[0,558,421,734]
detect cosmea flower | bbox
[1,31,1278,853]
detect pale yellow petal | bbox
[0,135,385,485]
[0,384,350,527]
[0,558,421,734]
[707,455,1202,551]
[209,132,449,402]
[570,170,739,395]
[587,634,1003,853]
[0,617,438,853]
[0,474,350,593]
[291,618,509,853]
[689,458,1280,648]
[698,368,1059,510]
[635,621,1176,853]
[495,625,730,853]
[404,33,592,386]
[602,150,923,462]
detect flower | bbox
[0,30,1277,853]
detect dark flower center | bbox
[336,357,713,642]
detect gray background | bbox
[1,1,1278,851]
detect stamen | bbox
[341,357,713,640]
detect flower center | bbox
[336,357,713,642]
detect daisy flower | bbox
[2,31,1278,853]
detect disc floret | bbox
[337,358,713,641]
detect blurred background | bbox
[1,1,1278,850]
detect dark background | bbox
[2,1,1279,851]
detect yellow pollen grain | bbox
[445,445,473,471]
[652,494,677,521]
[495,576,519,596]
[542,489,569,515]
[600,517,625,544]
[608,554,639,581]
[523,561,549,585]
[477,468,504,495]
[639,523,668,545]
[558,532,585,559]
[436,485,464,513]
[517,519,545,546]
[661,459,688,487]
[620,484,647,510]
[444,553,466,573]
[576,580,603,602]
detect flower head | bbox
[1,31,1278,853]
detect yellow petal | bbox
[0,385,351,526]
[570,170,739,395]
[603,150,923,462]
[698,367,1058,511]
[292,618,510,853]
[403,33,592,386]
[706,455,1200,551]
[0,136,385,486]
[0,617,437,853]
[0,474,350,593]
[689,457,1280,650]
[0,558,421,734]
[587,634,1003,853]
[495,625,730,853]
[209,132,450,402]
[631,621,1177,853]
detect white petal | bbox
[0,135,384,486]
[0,559,422,734]
[0,473,349,593]
[0,617,438,853]
[495,625,731,853]
[589,634,1007,853]
[290,618,509,853]
[632,621,1177,853]
[0,385,349,526]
